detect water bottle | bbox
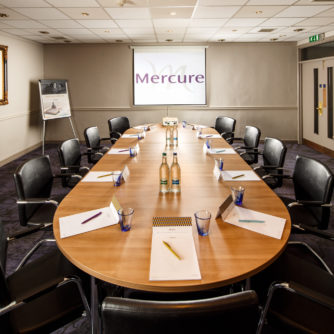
[170,152,181,193]
[173,125,178,147]
[166,126,171,148]
[159,152,169,194]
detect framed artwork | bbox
[38,79,71,120]
[0,45,8,105]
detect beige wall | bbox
[44,42,298,142]
[0,33,44,165]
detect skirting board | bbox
[303,138,334,158]
[0,142,42,167]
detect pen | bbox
[163,241,182,260]
[205,135,213,137]
[81,211,102,224]
[118,149,129,152]
[238,219,265,223]
[232,174,245,179]
[215,149,226,153]
[97,172,115,178]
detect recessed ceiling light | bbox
[104,30,110,33]
[81,12,89,17]
[39,31,50,34]
[165,39,173,42]
[64,40,72,43]
[218,39,225,42]
[270,38,278,41]
[167,29,173,33]
[279,34,287,38]
[232,29,238,32]
[169,12,176,16]
[258,28,275,33]
[116,39,123,43]
[294,28,304,32]
[256,10,263,15]
[0,13,8,18]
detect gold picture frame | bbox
[0,45,8,105]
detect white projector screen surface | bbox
[133,47,206,105]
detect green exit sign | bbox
[309,33,325,43]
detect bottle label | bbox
[172,179,180,185]
[160,180,168,185]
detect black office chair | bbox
[58,138,90,187]
[13,155,63,232]
[251,243,334,334]
[252,137,287,189]
[108,117,130,144]
[214,116,236,144]
[233,125,261,165]
[0,218,90,334]
[84,126,110,164]
[101,290,259,334]
[280,155,334,234]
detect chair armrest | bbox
[220,131,234,137]
[17,198,58,206]
[292,224,334,241]
[15,239,56,271]
[288,200,331,208]
[79,166,90,173]
[7,225,52,242]
[258,281,334,333]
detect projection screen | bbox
[133,46,206,106]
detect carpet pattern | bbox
[0,141,333,333]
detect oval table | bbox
[54,123,291,332]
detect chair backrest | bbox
[108,117,130,138]
[58,138,82,168]
[293,155,334,229]
[214,116,236,143]
[244,126,261,148]
[102,291,259,334]
[84,126,101,150]
[243,126,261,163]
[263,137,287,187]
[13,156,53,226]
[0,218,10,308]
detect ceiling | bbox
[1,0,334,44]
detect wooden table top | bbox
[54,124,291,293]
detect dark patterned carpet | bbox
[0,141,333,333]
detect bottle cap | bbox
[162,152,166,156]
[173,152,177,156]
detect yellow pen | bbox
[232,174,245,179]
[163,241,182,260]
[97,172,115,178]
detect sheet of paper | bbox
[149,218,201,281]
[82,171,121,182]
[122,134,140,138]
[208,148,236,155]
[224,205,286,239]
[221,170,261,181]
[59,202,119,238]
[108,148,130,155]
[199,134,221,139]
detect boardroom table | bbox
[53,123,291,332]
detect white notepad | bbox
[121,134,140,138]
[82,171,121,182]
[224,205,286,239]
[59,202,119,238]
[107,148,130,155]
[221,170,261,181]
[199,134,221,139]
[149,217,201,281]
[207,148,236,155]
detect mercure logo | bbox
[136,73,205,84]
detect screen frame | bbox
[132,46,207,107]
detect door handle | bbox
[316,102,323,115]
